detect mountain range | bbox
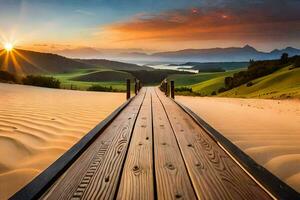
[1,45,300,75]
[0,49,150,75]
[54,45,300,63]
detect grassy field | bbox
[219,66,300,99]
[50,61,300,99]
[169,69,244,96]
[51,68,192,91]
[49,69,130,91]
[169,65,300,99]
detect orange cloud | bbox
[97,5,300,49]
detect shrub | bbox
[280,53,289,64]
[246,82,253,87]
[22,75,60,88]
[224,77,234,89]
[211,91,217,96]
[174,87,193,93]
[294,58,300,68]
[0,71,17,83]
[87,85,121,92]
[218,87,227,93]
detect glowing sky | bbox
[1,0,300,52]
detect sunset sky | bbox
[1,0,300,52]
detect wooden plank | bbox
[10,96,134,200]
[150,88,197,200]
[41,89,146,200]
[175,101,300,200]
[155,88,271,200]
[116,90,154,200]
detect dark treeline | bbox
[197,67,225,73]
[218,54,300,93]
[170,61,249,71]
[0,71,61,88]
[87,85,123,92]
[175,87,193,93]
[124,70,191,85]
[23,75,61,88]
[0,71,18,83]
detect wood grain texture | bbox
[10,98,134,200]
[150,88,197,200]
[26,87,276,200]
[177,101,300,200]
[116,90,154,200]
[41,89,146,200]
[155,88,271,200]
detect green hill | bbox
[169,66,300,99]
[219,66,300,99]
[0,49,152,75]
[169,70,241,86]
[168,69,244,95]
[50,69,129,90]
[169,55,300,99]
[72,70,133,82]
[0,49,89,74]
[75,59,153,71]
[127,70,191,85]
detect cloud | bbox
[74,9,95,16]
[33,43,48,47]
[30,43,72,51]
[99,0,300,44]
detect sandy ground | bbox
[177,96,300,193]
[0,83,124,199]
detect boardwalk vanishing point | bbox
[11,87,300,200]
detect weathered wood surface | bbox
[116,89,154,200]
[155,88,270,200]
[41,89,146,200]
[151,88,197,199]
[11,87,277,200]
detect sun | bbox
[4,43,14,51]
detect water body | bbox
[147,64,198,73]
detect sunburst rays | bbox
[13,50,46,73]
[0,48,45,75]
[10,51,24,74]
[1,50,10,72]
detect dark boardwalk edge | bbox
[10,97,136,200]
[174,100,300,200]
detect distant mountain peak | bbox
[269,47,300,55]
[271,49,280,53]
[243,44,256,50]
[284,46,298,51]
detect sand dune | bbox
[177,96,300,192]
[0,83,124,199]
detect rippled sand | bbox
[177,96,300,193]
[0,83,124,199]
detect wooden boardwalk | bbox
[11,87,299,199]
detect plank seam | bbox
[150,92,158,200]
[154,88,198,199]
[113,89,148,199]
